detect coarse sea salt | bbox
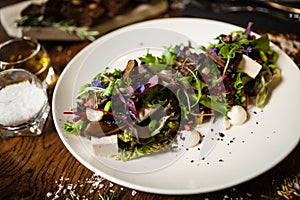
[0,81,46,126]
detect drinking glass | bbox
[0,37,57,88]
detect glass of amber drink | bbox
[0,37,57,89]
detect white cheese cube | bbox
[91,135,118,156]
[238,55,262,79]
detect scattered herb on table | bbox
[261,173,300,200]
[15,16,100,41]
[99,189,118,200]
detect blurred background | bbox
[2,0,298,65]
[1,0,299,34]
[175,0,300,34]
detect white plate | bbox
[52,18,300,195]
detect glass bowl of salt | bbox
[0,69,50,136]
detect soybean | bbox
[104,101,112,112]
[259,50,268,63]
[272,51,279,63]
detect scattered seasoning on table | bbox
[131,190,137,197]
[46,173,137,200]
[261,173,300,200]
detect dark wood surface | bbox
[0,1,299,200]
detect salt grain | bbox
[46,173,141,199]
[132,190,137,196]
[0,81,46,126]
[99,183,104,189]
[46,192,52,198]
[67,184,73,190]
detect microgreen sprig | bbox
[214,37,248,74]
[99,189,117,200]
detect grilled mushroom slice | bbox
[122,59,138,81]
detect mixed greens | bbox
[63,22,281,161]
[205,22,281,109]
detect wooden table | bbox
[1,1,299,199]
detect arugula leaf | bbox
[139,51,159,64]
[161,46,178,66]
[63,120,84,134]
[251,35,270,53]
[94,68,122,82]
[148,64,167,73]
[199,94,227,116]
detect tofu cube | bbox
[91,135,118,156]
[238,55,262,79]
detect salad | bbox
[63,22,281,161]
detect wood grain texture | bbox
[0,120,299,200]
[0,1,299,199]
